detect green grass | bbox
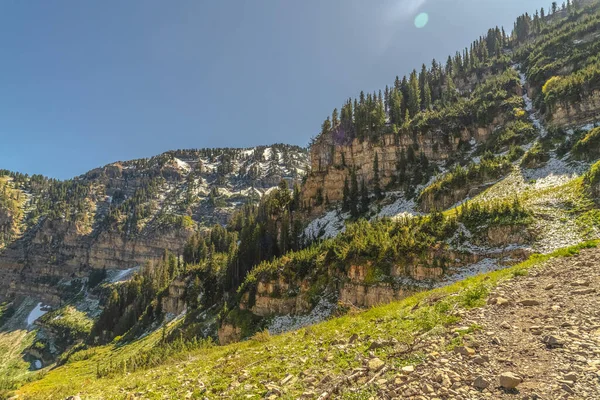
[15,240,598,400]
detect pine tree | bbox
[342,178,350,212]
[423,80,432,110]
[350,170,359,218]
[360,179,369,214]
[552,1,558,14]
[332,108,339,128]
[321,117,331,136]
[373,153,382,200]
[408,70,421,116]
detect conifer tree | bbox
[332,108,339,128]
[360,179,369,214]
[408,70,421,116]
[373,153,382,200]
[423,80,432,110]
[350,170,359,218]
[321,117,331,136]
[342,178,350,212]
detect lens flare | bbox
[414,12,429,28]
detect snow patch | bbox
[376,195,419,220]
[174,158,191,172]
[304,210,346,240]
[26,303,48,326]
[436,258,504,287]
[33,360,42,369]
[110,267,139,283]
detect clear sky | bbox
[0,0,549,179]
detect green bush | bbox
[572,127,600,160]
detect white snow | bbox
[567,123,596,135]
[304,210,346,240]
[376,195,419,220]
[436,258,504,287]
[263,147,273,160]
[110,267,139,283]
[267,298,336,334]
[33,360,42,369]
[26,303,48,326]
[174,158,191,172]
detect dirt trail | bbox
[336,248,600,399]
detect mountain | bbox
[0,144,308,303]
[3,0,600,398]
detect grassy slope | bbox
[16,241,597,400]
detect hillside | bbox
[2,0,600,398]
[13,241,600,399]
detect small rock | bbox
[571,288,596,295]
[499,372,522,389]
[422,383,434,393]
[368,358,385,371]
[401,365,415,373]
[473,376,490,389]
[348,333,359,343]
[472,356,488,365]
[542,335,563,348]
[544,283,555,290]
[454,346,476,357]
[560,383,575,395]
[563,372,578,382]
[571,280,590,287]
[280,374,294,386]
[496,297,511,306]
[519,299,541,306]
[500,321,511,329]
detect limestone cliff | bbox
[549,90,600,128]
[301,121,501,209]
[0,145,308,304]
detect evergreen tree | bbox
[423,80,432,110]
[332,108,339,128]
[321,117,331,136]
[408,70,421,116]
[360,179,369,214]
[342,178,350,212]
[350,170,359,218]
[373,153,382,200]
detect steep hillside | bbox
[14,241,600,399]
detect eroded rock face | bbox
[339,282,412,309]
[0,218,193,304]
[302,122,497,208]
[550,90,600,128]
[162,278,188,316]
[239,279,311,317]
[485,225,532,247]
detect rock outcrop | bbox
[302,122,500,209]
[549,90,600,128]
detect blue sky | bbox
[0,0,549,179]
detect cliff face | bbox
[0,145,308,304]
[301,123,497,208]
[550,90,600,128]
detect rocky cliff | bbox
[0,145,308,304]
[549,90,600,128]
